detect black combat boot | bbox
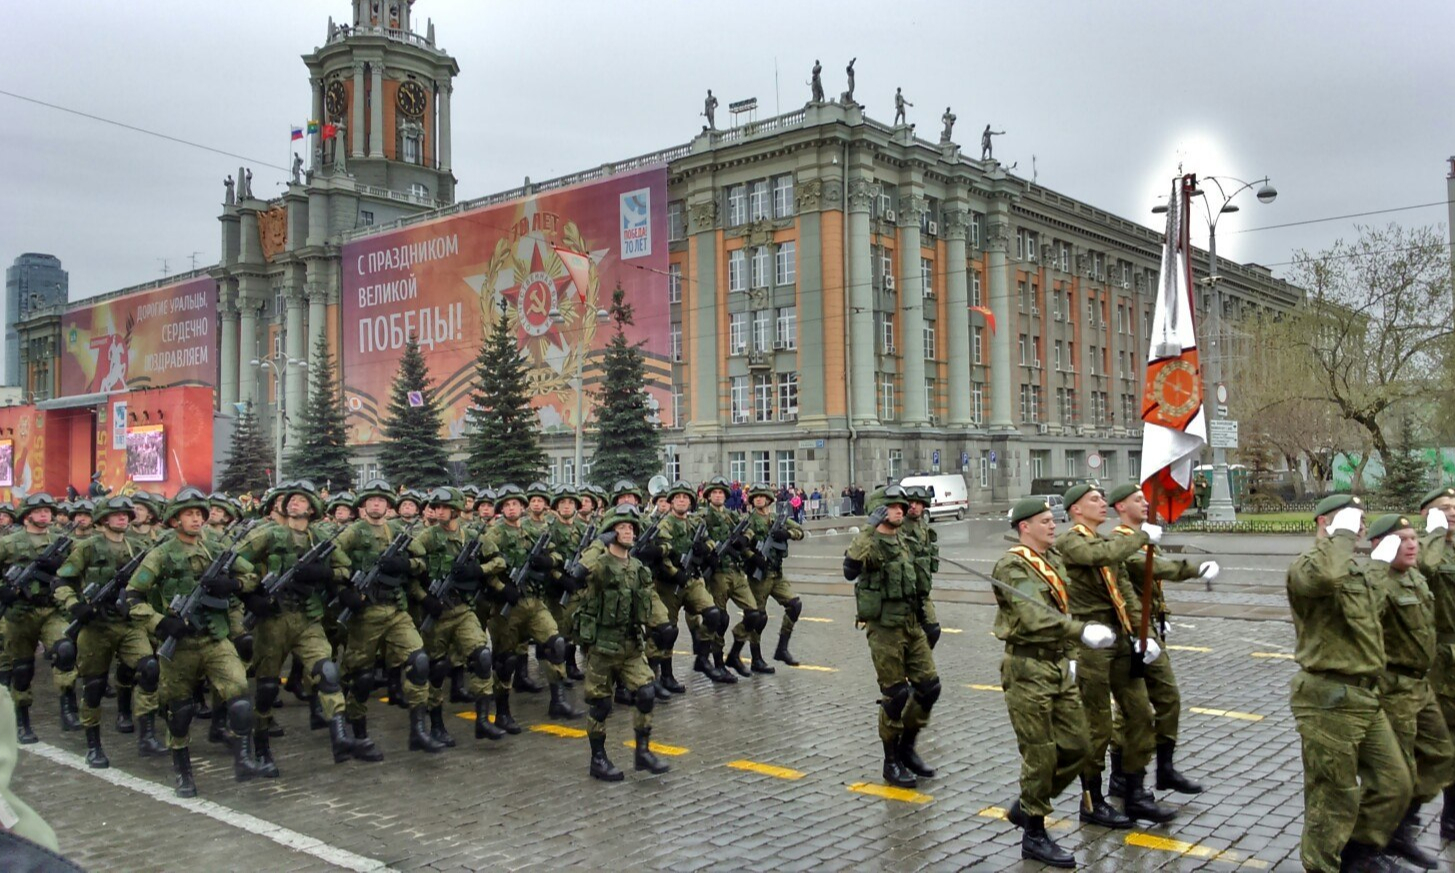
[208,710,228,744]
[658,657,686,694]
[193,685,212,720]
[474,696,504,741]
[252,731,281,778]
[773,630,800,666]
[15,705,36,744]
[564,645,585,682]
[308,695,328,731]
[136,713,166,757]
[493,690,522,734]
[348,718,383,763]
[1022,814,1076,868]
[1122,771,1176,823]
[648,660,673,699]
[350,716,370,740]
[1079,775,1132,828]
[513,657,544,694]
[634,728,670,774]
[327,714,355,763]
[388,667,407,708]
[84,725,110,769]
[1155,741,1203,794]
[115,686,135,734]
[1443,786,1455,841]
[749,642,776,674]
[548,683,584,720]
[428,705,456,747]
[692,641,710,675]
[725,641,751,677]
[287,657,308,701]
[1107,748,1127,799]
[449,665,473,702]
[408,705,446,753]
[232,731,268,781]
[710,647,738,684]
[59,688,80,732]
[882,739,917,788]
[172,747,197,798]
[897,728,935,778]
[589,733,623,782]
[1386,803,1439,869]
[1341,840,1408,872]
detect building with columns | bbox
[11,2,1302,500]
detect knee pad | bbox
[166,700,196,739]
[114,662,136,688]
[880,682,911,721]
[784,598,803,623]
[82,675,109,709]
[542,636,566,665]
[634,683,656,715]
[310,659,342,695]
[912,677,942,711]
[493,652,516,683]
[467,646,492,680]
[650,623,678,651]
[233,633,254,664]
[255,678,281,713]
[587,696,612,722]
[428,658,451,688]
[51,639,77,673]
[225,696,254,735]
[135,656,160,693]
[702,607,727,635]
[923,622,942,650]
[745,610,769,634]
[10,660,35,693]
[404,649,430,686]
[348,670,375,703]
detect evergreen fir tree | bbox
[467,301,546,485]
[589,284,661,486]
[378,334,450,487]
[1379,413,1433,508]
[217,401,273,494]
[287,333,356,491]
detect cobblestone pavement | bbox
[13,587,1452,871]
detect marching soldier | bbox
[844,485,939,788]
[123,487,269,797]
[547,485,588,683]
[572,505,672,781]
[1416,486,1455,841]
[697,477,762,682]
[1288,494,1411,872]
[69,500,96,539]
[0,502,15,535]
[206,492,237,538]
[995,498,1117,868]
[318,491,356,538]
[129,492,164,542]
[1055,483,1173,826]
[901,486,943,650]
[734,485,805,673]
[653,481,726,687]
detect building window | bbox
[408,182,429,199]
[1054,340,1064,370]
[671,383,684,428]
[877,248,894,290]
[978,453,990,488]
[889,449,904,482]
[971,271,982,306]
[753,451,772,485]
[777,450,796,487]
[772,174,795,219]
[973,327,983,365]
[970,213,983,247]
[776,306,797,350]
[668,201,686,241]
[1020,384,1041,423]
[403,134,422,165]
[730,376,750,423]
[752,309,771,352]
[750,179,770,221]
[971,383,984,425]
[880,313,895,354]
[727,185,747,226]
[1066,450,1084,477]
[775,241,796,286]
[1018,335,1027,365]
[728,249,746,292]
[1130,451,1141,481]
[924,379,934,419]
[729,312,747,354]
[670,322,682,362]
[668,263,682,303]
[924,325,936,359]
[880,376,896,421]
[754,374,774,422]
[1031,450,1049,480]
[921,258,934,297]
[729,451,747,483]
[360,210,375,225]
[665,451,682,481]
[778,372,799,420]
[750,246,770,288]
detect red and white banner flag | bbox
[551,245,594,304]
[1139,174,1208,522]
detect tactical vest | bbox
[852,530,922,627]
[153,540,232,640]
[575,555,652,655]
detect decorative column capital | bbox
[941,208,970,241]
[897,194,928,226]
[847,178,874,214]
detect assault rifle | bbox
[244,525,344,630]
[674,521,709,593]
[508,530,552,595]
[64,544,151,639]
[158,525,256,661]
[629,512,666,563]
[750,503,791,582]
[713,513,753,566]
[1,523,79,617]
[558,522,598,606]
[334,520,419,626]
[420,537,482,635]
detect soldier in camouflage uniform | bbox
[206,492,238,538]
[697,477,762,682]
[124,488,269,797]
[546,485,589,683]
[69,500,95,540]
[502,481,560,694]
[128,491,164,543]
[0,493,80,741]
[1416,485,1455,841]
[0,502,15,535]
[317,491,356,539]
[573,505,671,781]
[55,496,165,766]
[1288,494,1412,872]
[410,487,505,745]
[732,485,805,674]
[652,481,725,688]
[331,479,446,756]
[995,497,1116,868]
[900,486,943,650]
[396,490,423,524]
[844,485,939,789]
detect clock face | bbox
[325,81,347,121]
[397,81,427,119]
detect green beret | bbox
[1106,483,1141,507]
[1010,497,1054,527]
[1063,483,1102,510]
[1367,513,1412,541]
[1420,487,1455,510]
[1313,493,1362,519]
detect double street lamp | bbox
[250,353,308,484]
[1154,174,1277,523]
[549,306,610,487]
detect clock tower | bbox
[303,0,459,204]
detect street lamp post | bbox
[1155,174,1277,523]
[549,306,610,487]
[250,353,308,484]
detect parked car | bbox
[1005,494,1068,524]
[897,473,970,522]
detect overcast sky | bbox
[3,0,1453,308]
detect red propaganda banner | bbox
[340,166,671,444]
[59,276,218,397]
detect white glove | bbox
[1068,660,1077,682]
[1428,508,1450,533]
[1141,522,1163,544]
[1139,636,1162,665]
[1080,623,1116,650]
[1370,535,1400,564]
[1328,507,1364,535]
[1198,560,1220,583]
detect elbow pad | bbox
[843,556,864,581]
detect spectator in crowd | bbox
[809,487,822,520]
[790,488,804,523]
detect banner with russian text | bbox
[59,276,218,397]
[340,166,671,445]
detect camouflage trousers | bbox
[1379,671,1455,804]
[864,617,938,743]
[699,568,755,647]
[583,643,654,740]
[340,604,428,718]
[733,571,796,644]
[252,609,344,730]
[159,636,249,750]
[1001,652,1090,817]
[76,618,157,728]
[652,577,712,660]
[1075,635,1155,775]
[1111,629,1180,751]
[424,606,492,708]
[487,597,565,688]
[4,607,74,708]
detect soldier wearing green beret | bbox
[1416,486,1455,840]
[1287,495,1412,871]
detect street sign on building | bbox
[1208,420,1240,449]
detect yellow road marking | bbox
[1189,707,1264,722]
[848,782,932,804]
[791,664,838,672]
[623,740,688,756]
[799,617,833,623]
[1250,652,1295,660]
[1167,645,1212,653]
[726,760,805,780]
[1124,832,1265,867]
[940,627,963,634]
[530,724,588,738]
[672,650,694,658]
[454,711,491,722]
[977,806,1069,828]
[966,684,1003,692]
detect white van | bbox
[897,473,970,522]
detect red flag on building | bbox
[322,123,338,140]
[1139,174,1207,522]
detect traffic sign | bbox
[960,451,970,467]
[1208,420,1239,449]
[1087,453,1102,470]
[988,450,997,464]
[932,450,940,465]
